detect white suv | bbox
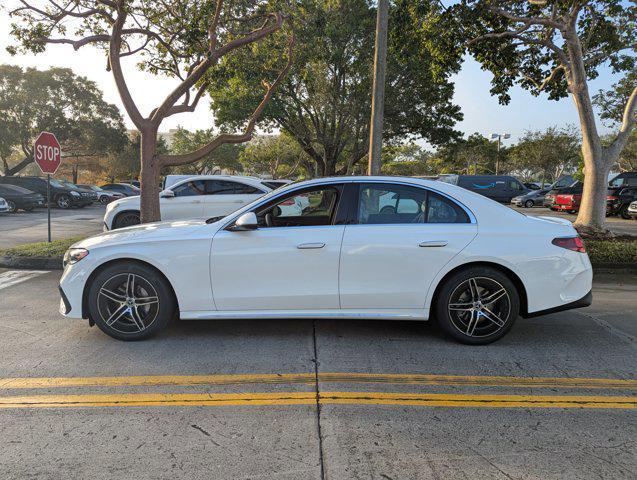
[104,175,271,230]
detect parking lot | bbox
[0,268,635,479]
[0,204,105,249]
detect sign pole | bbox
[47,173,52,243]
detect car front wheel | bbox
[87,262,175,340]
[100,195,110,205]
[435,267,519,345]
[113,211,141,229]
[56,194,71,209]
[6,200,17,213]
[524,200,534,208]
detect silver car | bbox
[627,200,637,220]
[0,196,9,213]
[511,189,548,208]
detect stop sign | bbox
[34,132,62,174]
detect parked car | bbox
[0,184,45,212]
[261,179,293,190]
[438,175,529,203]
[99,183,141,197]
[552,184,584,213]
[627,201,637,219]
[60,176,593,345]
[606,186,637,219]
[60,181,99,204]
[103,175,271,230]
[511,189,548,208]
[608,172,637,188]
[543,181,583,208]
[0,176,92,209]
[0,196,8,214]
[78,185,125,205]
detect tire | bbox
[87,262,175,341]
[379,205,396,214]
[6,200,16,213]
[524,200,534,208]
[100,196,110,205]
[56,194,71,209]
[620,205,631,220]
[113,211,141,229]
[434,267,519,345]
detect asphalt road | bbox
[0,204,105,248]
[0,269,635,479]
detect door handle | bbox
[297,243,325,249]
[419,241,448,248]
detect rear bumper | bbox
[524,290,592,318]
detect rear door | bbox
[339,182,477,310]
[201,180,266,218]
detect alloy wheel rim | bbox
[97,273,160,333]
[7,201,16,212]
[58,197,69,208]
[448,277,511,338]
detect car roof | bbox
[168,175,272,191]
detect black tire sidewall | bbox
[524,200,534,208]
[57,194,71,209]
[87,262,175,341]
[100,196,109,205]
[114,211,140,229]
[435,267,519,345]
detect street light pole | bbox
[491,133,510,175]
[367,0,389,176]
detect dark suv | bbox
[607,186,637,219]
[0,176,93,209]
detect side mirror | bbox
[231,212,258,231]
[160,189,175,198]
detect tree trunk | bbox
[575,154,611,229]
[3,156,32,176]
[139,128,161,223]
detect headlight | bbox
[63,248,89,267]
[70,191,80,197]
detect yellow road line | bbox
[0,373,635,390]
[0,391,634,410]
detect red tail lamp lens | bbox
[552,236,586,253]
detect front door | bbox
[211,184,346,311]
[339,183,478,309]
[162,179,205,220]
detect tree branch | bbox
[607,85,637,156]
[157,33,295,167]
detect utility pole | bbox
[367,0,389,176]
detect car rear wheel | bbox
[56,194,71,209]
[6,200,16,213]
[524,200,534,208]
[619,205,631,220]
[435,267,519,345]
[87,262,175,341]
[113,211,141,229]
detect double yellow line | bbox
[0,391,634,410]
[0,373,634,410]
[1,372,635,390]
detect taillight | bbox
[552,236,586,253]
[607,195,619,201]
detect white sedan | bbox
[103,175,272,230]
[60,177,593,345]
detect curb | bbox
[0,256,62,270]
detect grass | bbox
[584,238,637,264]
[0,236,85,258]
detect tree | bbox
[208,0,463,177]
[239,133,310,178]
[381,143,433,177]
[0,65,127,176]
[458,0,637,232]
[509,126,581,183]
[9,0,293,222]
[433,133,503,175]
[169,128,244,175]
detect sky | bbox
[0,5,621,147]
